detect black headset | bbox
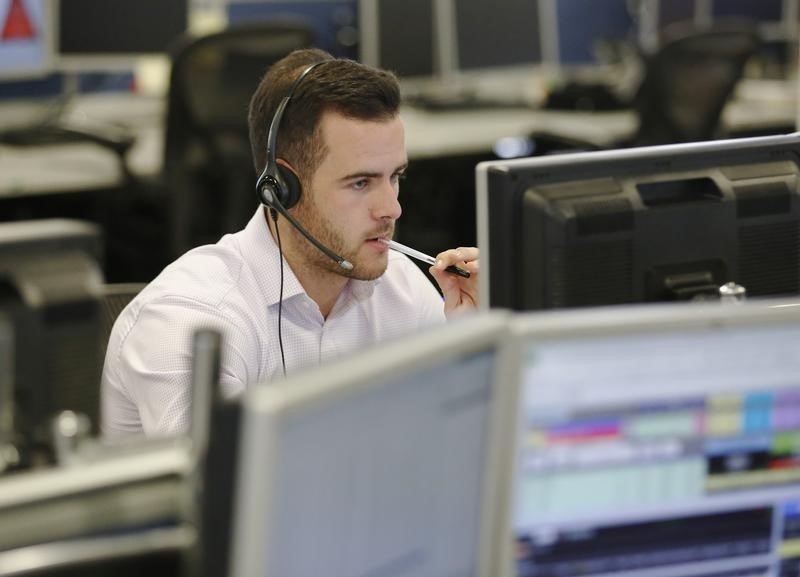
[255,59,353,271]
[256,61,326,211]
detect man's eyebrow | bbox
[338,164,409,182]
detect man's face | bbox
[291,111,407,280]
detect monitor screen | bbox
[359,0,436,79]
[657,0,697,29]
[227,1,358,59]
[506,299,800,577]
[0,0,51,80]
[477,133,800,311]
[55,0,188,69]
[712,0,783,23]
[228,313,513,577]
[454,0,542,71]
[553,0,635,65]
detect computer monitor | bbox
[359,0,437,80]
[227,0,358,59]
[712,0,784,24]
[228,312,514,577]
[551,0,635,66]
[0,0,52,80]
[54,0,188,70]
[477,133,800,311]
[0,219,104,467]
[502,298,800,577]
[655,0,785,29]
[453,0,542,72]
[657,0,698,29]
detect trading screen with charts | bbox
[513,309,800,577]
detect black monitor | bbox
[657,0,785,27]
[658,0,697,28]
[227,0,358,60]
[477,133,800,311]
[711,0,783,23]
[55,0,188,69]
[0,219,104,468]
[359,0,436,79]
[454,0,542,71]
[553,0,635,65]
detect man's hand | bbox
[429,247,479,317]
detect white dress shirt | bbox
[101,208,446,437]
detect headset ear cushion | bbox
[278,165,302,209]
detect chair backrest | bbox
[99,283,146,363]
[632,24,760,145]
[164,22,315,258]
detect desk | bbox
[0,81,796,197]
[403,107,636,159]
[0,93,164,198]
[725,77,799,135]
[0,143,122,197]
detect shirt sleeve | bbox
[102,296,252,437]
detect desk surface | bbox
[0,78,797,198]
[0,93,164,198]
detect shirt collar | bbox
[237,207,381,307]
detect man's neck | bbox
[288,254,348,319]
[267,212,348,319]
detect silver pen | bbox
[380,239,471,278]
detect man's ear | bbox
[275,158,302,209]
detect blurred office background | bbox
[2,2,800,576]
[0,0,797,284]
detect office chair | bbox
[631,23,761,145]
[163,22,315,260]
[98,282,145,363]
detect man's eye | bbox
[353,179,369,190]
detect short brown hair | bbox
[248,48,401,183]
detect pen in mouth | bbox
[379,239,471,278]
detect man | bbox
[101,48,479,437]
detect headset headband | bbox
[265,60,328,169]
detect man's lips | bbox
[366,232,393,242]
[365,234,393,253]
